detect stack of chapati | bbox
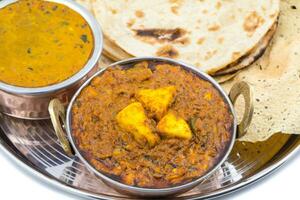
[87,0,279,79]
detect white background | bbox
[0,149,299,200]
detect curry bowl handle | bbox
[48,99,74,157]
[229,81,254,138]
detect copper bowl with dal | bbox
[0,0,103,119]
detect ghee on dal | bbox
[0,0,94,87]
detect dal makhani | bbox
[72,62,233,188]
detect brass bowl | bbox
[49,57,254,197]
[0,0,103,119]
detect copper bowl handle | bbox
[48,99,74,157]
[229,81,254,138]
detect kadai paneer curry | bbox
[0,0,94,87]
[72,61,233,188]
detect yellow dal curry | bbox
[0,0,94,87]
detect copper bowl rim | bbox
[0,0,103,96]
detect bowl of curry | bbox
[0,0,102,119]
[49,57,253,197]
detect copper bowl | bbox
[0,0,103,119]
[49,57,254,197]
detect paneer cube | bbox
[136,86,176,119]
[157,112,192,140]
[116,102,160,146]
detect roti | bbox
[102,20,278,76]
[222,0,300,142]
[101,21,278,76]
[92,0,279,74]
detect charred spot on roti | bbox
[195,62,202,67]
[127,18,136,28]
[134,28,186,41]
[110,8,117,14]
[176,37,190,45]
[232,52,241,60]
[135,10,144,18]
[169,0,183,12]
[197,37,205,45]
[218,37,224,44]
[169,0,181,3]
[156,45,179,58]
[205,50,218,60]
[215,2,222,10]
[171,6,179,14]
[208,23,221,32]
[168,0,183,7]
[133,28,187,44]
[243,12,265,36]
